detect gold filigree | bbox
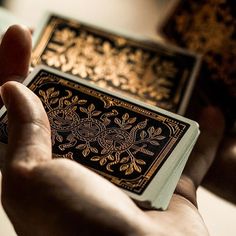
[41,28,177,103]
[175,0,235,53]
[31,16,197,113]
[39,87,166,175]
[0,70,190,193]
[52,152,74,160]
[168,0,236,96]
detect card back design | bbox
[32,14,198,114]
[0,69,190,194]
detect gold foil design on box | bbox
[32,15,198,113]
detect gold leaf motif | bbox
[125,165,134,175]
[120,164,129,171]
[90,147,98,153]
[150,140,160,146]
[41,86,166,175]
[82,148,90,157]
[134,164,142,173]
[107,155,115,161]
[140,130,147,139]
[91,156,101,161]
[122,113,129,121]
[76,144,87,149]
[100,158,107,166]
[136,159,146,165]
[128,117,137,124]
[80,107,87,113]
[51,91,60,98]
[64,100,71,105]
[114,117,121,126]
[72,96,78,103]
[122,124,132,130]
[53,152,74,160]
[154,127,162,135]
[56,134,63,142]
[50,98,59,105]
[37,25,180,111]
[148,126,155,135]
[46,87,55,97]
[92,110,102,116]
[78,99,87,105]
[39,90,46,97]
[120,157,129,163]
[88,103,95,112]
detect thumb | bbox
[1,81,52,171]
[0,25,32,84]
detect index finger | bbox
[175,106,225,206]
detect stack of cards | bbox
[31,13,201,115]
[0,66,199,210]
[0,12,200,210]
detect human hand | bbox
[186,87,236,204]
[202,132,236,204]
[0,26,224,236]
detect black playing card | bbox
[32,13,201,114]
[0,66,193,195]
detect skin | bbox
[0,25,226,236]
[203,133,236,204]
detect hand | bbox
[186,86,236,204]
[0,26,224,236]
[203,132,236,204]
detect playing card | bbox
[31,13,201,115]
[0,66,199,209]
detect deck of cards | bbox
[31,13,201,115]
[0,13,200,210]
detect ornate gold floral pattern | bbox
[32,15,198,113]
[39,86,166,175]
[41,28,178,103]
[0,70,190,193]
[163,0,236,99]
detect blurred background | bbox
[0,0,235,235]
